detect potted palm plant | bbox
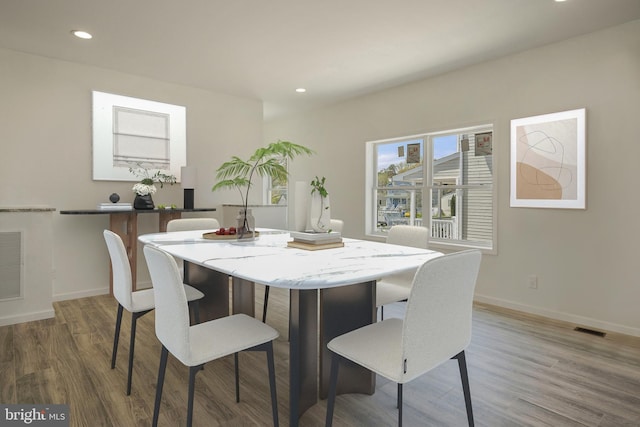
[212,140,314,239]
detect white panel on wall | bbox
[0,231,22,300]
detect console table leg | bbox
[109,212,136,294]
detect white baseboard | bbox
[53,287,109,302]
[474,293,640,338]
[0,309,55,327]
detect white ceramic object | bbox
[310,193,331,232]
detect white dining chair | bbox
[377,225,429,319]
[166,217,221,280]
[144,245,280,427]
[166,217,220,232]
[326,249,481,427]
[103,230,204,396]
[329,219,344,233]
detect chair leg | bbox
[126,309,151,396]
[265,342,279,427]
[325,353,340,427]
[262,285,270,323]
[126,313,138,396]
[187,365,202,427]
[152,346,169,427]
[111,304,124,369]
[234,352,240,403]
[381,305,384,320]
[398,383,403,427]
[454,350,474,427]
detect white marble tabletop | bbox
[139,229,442,290]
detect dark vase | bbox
[134,194,154,210]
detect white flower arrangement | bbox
[132,182,157,196]
[129,163,176,196]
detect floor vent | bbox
[574,327,606,337]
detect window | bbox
[366,124,495,252]
[263,158,288,205]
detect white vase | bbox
[236,208,256,240]
[310,193,331,232]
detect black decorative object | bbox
[109,193,120,203]
[183,189,194,209]
[134,194,154,210]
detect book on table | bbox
[289,231,342,244]
[287,240,344,251]
[288,231,343,250]
[97,203,133,211]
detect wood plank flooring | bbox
[1,285,639,426]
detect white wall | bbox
[265,20,640,336]
[0,47,264,299]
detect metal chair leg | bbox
[266,342,279,427]
[111,304,123,369]
[398,383,403,427]
[262,285,270,323]
[126,312,139,396]
[235,352,240,403]
[325,353,340,427]
[454,350,474,426]
[187,365,202,427]
[126,309,151,395]
[152,346,168,427]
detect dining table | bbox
[139,229,442,427]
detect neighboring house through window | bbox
[366,124,496,252]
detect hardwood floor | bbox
[1,285,639,426]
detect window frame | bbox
[366,124,497,254]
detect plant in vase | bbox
[310,176,331,232]
[212,140,314,239]
[129,164,177,210]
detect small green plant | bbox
[129,163,177,196]
[310,176,331,232]
[129,163,176,188]
[310,176,328,198]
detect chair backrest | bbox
[143,245,191,362]
[103,230,133,310]
[330,219,344,233]
[401,250,481,382]
[386,225,429,249]
[166,217,220,232]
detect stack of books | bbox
[287,231,344,250]
[97,202,132,211]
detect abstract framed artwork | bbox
[92,91,186,181]
[510,108,586,209]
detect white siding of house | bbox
[462,133,493,243]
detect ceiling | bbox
[1,0,639,121]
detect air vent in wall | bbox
[0,231,22,300]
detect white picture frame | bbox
[92,91,186,181]
[510,108,586,209]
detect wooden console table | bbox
[59,208,217,293]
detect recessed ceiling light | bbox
[555,0,567,2]
[295,88,306,93]
[71,30,93,40]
